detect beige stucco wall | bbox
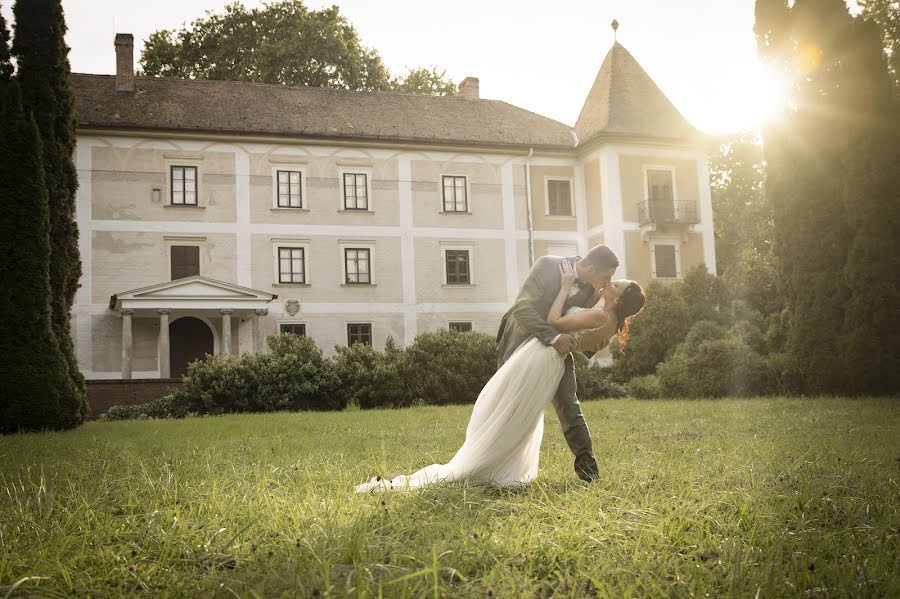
[413,238,508,303]
[623,230,708,287]
[618,155,699,223]
[410,160,503,229]
[250,234,404,303]
[91,146,237,222]
[416,312,504,337]
[623,231,650,286]
[528,165,577,232]
[249,154,401,226]
[92,231,237,303]
[264,313,405,354]
[681,232,706,273]
[583,159,602,228]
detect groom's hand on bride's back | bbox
[552,334,576,356]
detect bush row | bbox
[103,330,623,420]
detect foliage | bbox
[611,279,691,381]
[140,1,456,95]
[332,337,414,409]
[657,321,771,398]
[402,330,498,406]
[754,0,900,394]
[164,333,343,416]
[573,353,626,400]
[0,9,11,84]
[101,395,189,421]
[0,81,78,433]
[11,0,86,420]
[859,0,900,96]
[625,375,661,399]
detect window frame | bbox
[440,174,469,213]
[544,176,575,217]
[338,240,376,286]
[449,321,473,332]
[169,165,199,206]
[343,247,372,285]
[272,167,306,209]
[338,168,373,212]
[271,239,311,286]
[279,322,308,337]
[346,322,373,347]
[440,242,476,286]
[650,240,682,280]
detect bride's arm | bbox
[547,263,610,332]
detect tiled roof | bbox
[71,74,576,149]
[575,42,703,144]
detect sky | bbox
[2,0,789,135]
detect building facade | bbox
[72,34,715,380]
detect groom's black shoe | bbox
[574,455,600,482]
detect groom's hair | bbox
[582,245,619,271]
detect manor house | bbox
[71,33,715,381]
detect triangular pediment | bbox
[110,276,276,310]
[575,42,703,145]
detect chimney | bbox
[459,76,480,99]
[115,33,134,92]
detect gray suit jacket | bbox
[496,255,596,367]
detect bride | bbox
[355,262,646,493]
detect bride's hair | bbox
[613,282,646,350]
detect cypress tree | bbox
[756,0,900,394]
[839,18,900,394]
[0,9,11,87]
[12,0,86,422]
[0,80,77,433]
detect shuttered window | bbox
[547,180,572,215]
[170,246,200,280]
[653,244,678,278]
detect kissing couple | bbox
[356,245,646,493]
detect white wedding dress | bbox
[354,308,598,494]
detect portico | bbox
[109,276,277,379]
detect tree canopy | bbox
[140,1,457,95]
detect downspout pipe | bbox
[525,147,535,265]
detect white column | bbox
[398,158,417,346]
[158,309,170,378]
[573,162,589,256]
[253,309,268,354]
[501,162,520,303]
[599,148,627,276]
[696,154,717,275]
[121,309,133,380]
[235,149,252,287]
[220,309,233,357]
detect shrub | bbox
[164,334,342,416]
[611,280,691,382]
[658,333,771,398]
[573,353,626,400]
[101,395,189,420]
[332,337,414,409]
[627,375,661,399]
[403,329,497,405]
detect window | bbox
[277,170,303,208]
[547,179,573,216]
[343,173,368,210]
[280,323,307,336]
[449,322,473,333]
[652,243,680,279]
[170,245,200,280]
[278,247,306,284]
[442,175,468,212]
[347,323,372,346]
[445,249,470,284]
[170,166,198,205]
[647,169,674,204]
[344,248,371,284]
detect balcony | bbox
[637,200,699,226]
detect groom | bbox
[496,245,619,482]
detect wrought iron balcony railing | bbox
[637,200,700,226]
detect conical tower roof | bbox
[575,42,703,144]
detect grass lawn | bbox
[0,398,897,597]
